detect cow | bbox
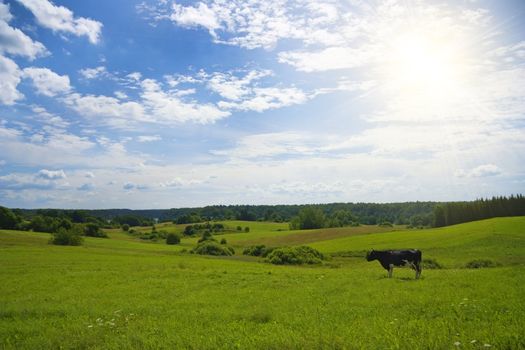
[366,249,422,279]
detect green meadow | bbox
[1,217,524,349]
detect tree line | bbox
[433,195,525,227]
[2,195,523,232]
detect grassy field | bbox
[1,217,524,349]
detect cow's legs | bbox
[415,263,422,279]
[388,264,393,278]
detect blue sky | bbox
[0,0,524,209]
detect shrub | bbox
[236,226,242,231]
[198,231,214,243]
[121,224,130,232]
[166,233,181,245]
[243,245,274,257]
[192,241,235,256]
[84,223,107,238]
[422,258,443,269]
[220,238,227,245]
[244,227,250,232]
[50,228,83,246]
[378,221,393,227]
[184,225,195,236]
[266,246,325,265]
[465,259,500,269]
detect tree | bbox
[0,206,20,229]
[84,223,107,238]
[433,205,446,227]
[166,233,181,245]
[295,207,325,230]
[50,228,83,246]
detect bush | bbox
[422,258,443,269]
[166,233,181,245]
[465,259,500,269]
[50,229,83,246]
[121,224,130,232]
[244,227,250,232]
[236,226,242,231]
[266,246,325,265]
[198,231,214,243]
[220,238,227,245]
[192,241,235,256]
[243,245,274,257]
[184,225,195,236]
[84,223,107,238]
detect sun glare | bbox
[381,29,470,115]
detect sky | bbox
[0,0,524,209]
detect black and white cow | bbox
[366,249,422,279]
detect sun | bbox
[379,28,471,117]
[388,32,463,94]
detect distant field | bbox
[1,217,524,349]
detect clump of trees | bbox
[266,246,325,265]
[191,240,235,256]
[0,206,21,230]
[183,223,225,236]
[289,207,359,230]
[176,213,203,224]
[49,229,83,246]
[433,195,525,227]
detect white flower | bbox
[483,344,491,348]
[454,341,461,346]
[471,340,477,344]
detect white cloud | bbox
[79,66,107,79]
[0,55,23,105]
[37,169,66,180]
[77,183,95,191]
[30,105,70,128]
[278,47,370,72]
[455,164,503,178]
[206,69,272,101]
[63,93,145,126]
[16,0,103,44]
[170,2,220,35]
[137,135,161,142]
[159,177,206,188]
[122,182,148,191]
[218,87,308,113]
[147,0,346,50]
[114,91,128,99]
[140,78,230,124]
[85,171,95,178]
[23,67,71,96]
[0,2,47,59]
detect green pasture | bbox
[1,217,524,349]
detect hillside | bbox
[1,217,523,349]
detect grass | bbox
[1,217,524,349]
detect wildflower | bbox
[454,341,461,346]
[87,325,93,328]
[483,344,491,348]
[471,340,477,344]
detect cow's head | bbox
[366,249,377,261]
